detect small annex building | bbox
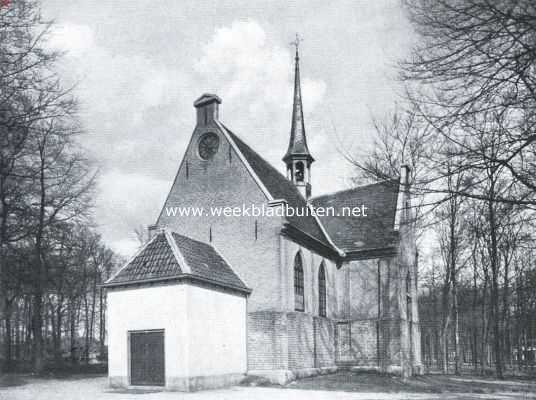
[104,229,250,391]
[103,43,422,392]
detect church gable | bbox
[156,94,336,260]
[156,95,276,241]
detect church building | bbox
[104,44,422,391]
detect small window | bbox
[318,262,326,317]
[295,161,304,182]
[294,253,304,311]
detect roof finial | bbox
[290,33,303,60]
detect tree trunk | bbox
[53,296,64,363]
[488,194,503,379]
[451,265,460,375]
[31,150,47,374]
[440,274,451,374]
[69,301,77,364]
[31,290,44,373]
[84,293,90,364]
[99,287,105,357]
[4,308,12,371]
[480,271,489,375]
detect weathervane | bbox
[290,33,303,59]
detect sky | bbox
[42,0,414,257]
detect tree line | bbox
[0,1,121,373]
[351,0,536,378]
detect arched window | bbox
[318,262,326,317]
[294,253,304,311]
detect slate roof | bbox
[104,230,249,293]
[311,180,400,254]
[223,126,332,250]
[283,50,313,163]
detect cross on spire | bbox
[290,33,303,60]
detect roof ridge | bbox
[216,121,274,201]
[171,230,212,247]
[221,124,292,189]
[311,178,400,201]
[171,231,225,256]
[165,229,191,273]
[104,232,161,284]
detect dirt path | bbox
[1,374,535,400]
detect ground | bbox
[1,371,535,400]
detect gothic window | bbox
[294,253,304,311]
[295,161,304,182]
[318,262,326,317]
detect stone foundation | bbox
[108,373,246,392]
[247,366,338,385]
[167,373,246,391]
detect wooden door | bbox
[129,330,165,386]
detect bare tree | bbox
[401,0,536,205]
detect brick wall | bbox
[349,320,378,365]
[379,319,402,368]
[247,311,288,370]
[287,312,315,370]
[247,311,337,371]
[313,317,336,367]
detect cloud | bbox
[50,23,194,174]
[196,20,326,114]
[48,23,95,54]
[96,170,170,256]
[49,23,196,256]
[195,19,327,172]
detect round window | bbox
[198,132,220,160]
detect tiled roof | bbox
[223,126,332,250]
[171,232,246,290]
[104,231,249,293]
[106,233,181,284]
[311,180,400,253]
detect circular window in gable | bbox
[198,132,220,160]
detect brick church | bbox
[104,45,422,391]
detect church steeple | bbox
[283,34,314,199]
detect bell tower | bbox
[283,34,314,200]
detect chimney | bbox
[193,93,221,127]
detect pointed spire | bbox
[283,34,314,164]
